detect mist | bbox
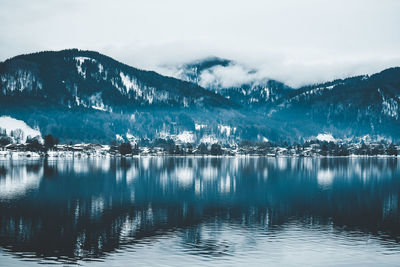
[1,0,400,87]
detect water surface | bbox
[0,157,400,266]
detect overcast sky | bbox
[1,0,399,87]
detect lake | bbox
[0,157,399,266]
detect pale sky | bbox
[1,0,400,87]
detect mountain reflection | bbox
[0,157,399,263]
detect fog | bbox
[1,0,399,86]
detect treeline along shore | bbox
[0,134,399,159]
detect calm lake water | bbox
[0,157,400,266]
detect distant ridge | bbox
[1,49,400,143]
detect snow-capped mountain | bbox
[0,49,232,111]
[269,67,400,138]
[168,57,293,106]
[1,49,400,143]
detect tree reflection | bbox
[0,157,399,263]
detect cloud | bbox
[1,0,400,87]
[198,64,257,89]
[158,52,400,88]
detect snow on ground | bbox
[200,134,219,144]
[378,88,399,119]
[159,130,195,144]
[75,56,93,64]
[120,72,143,96]
[116,134,124,142]
[89,93,107,112]
[316,133,336,142]
[176,131,195,143]
[126,132,139,144]
[92,105,107,111]
[195,123,207,131]
[75,57,95,78]
[0,116,42,143]
[218,125,236,137]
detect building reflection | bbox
[0,157,399,262]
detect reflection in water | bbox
[0,157,400,265]
[0,161,43,199]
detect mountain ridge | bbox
[1,49,400,143]
[0,49,234,110]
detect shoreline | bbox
[0,151,399,160]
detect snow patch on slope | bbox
[218,125,236,137]
[120,72,143,96]
[378,88,399,119]
[195,123,207,131]
[0,116,42,143]
[0,71,42,93]
[176,131,195,143]
[89,92,112,112]
[200,134,218,144]
[316,133,336,142]
[75,57,95,78]
[159,130,195,144]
